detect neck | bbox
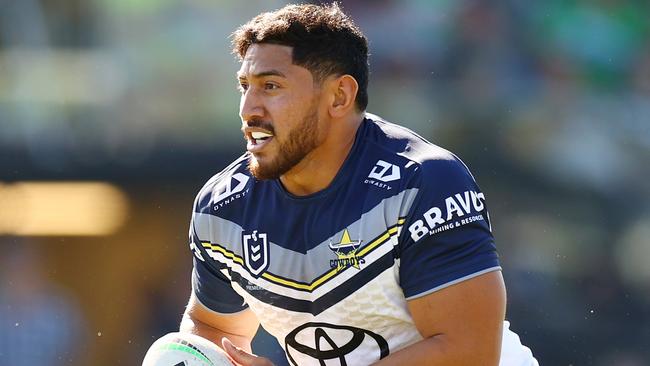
[279,113,364,196]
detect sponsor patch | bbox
[408,190,487,241]
[213,172,250,210]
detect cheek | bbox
[270,99,303,133]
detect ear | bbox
[327,74,359,118]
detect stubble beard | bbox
[248,104,320,180]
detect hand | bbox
[222,337,275,366]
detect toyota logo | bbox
[284,322,389,365]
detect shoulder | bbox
[192,153,254,214]
[361,113,477,193]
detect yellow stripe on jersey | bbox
[200,219,405,292]
[356,219,404,258]
[261,270,336,291]
[201,242,244,266]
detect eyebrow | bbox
[237,69,287,80]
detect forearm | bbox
[180,313,254,353]
[373,334,500,366]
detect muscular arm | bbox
[180,292,260,353]
[374,270,506,366]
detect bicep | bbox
[407,270,506,364]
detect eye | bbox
[237,82,249,93]
[264,82,279,90]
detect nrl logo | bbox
[329,229,365,270]
[242,230,269,278]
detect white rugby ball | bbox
[142,332,233,366]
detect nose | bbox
[239,88,264,122]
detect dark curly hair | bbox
[231,3,369,111]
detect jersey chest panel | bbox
[198,177,421,364]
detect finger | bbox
[221,337,274,366]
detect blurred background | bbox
[1,0,649,365]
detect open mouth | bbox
[250,131,273,144]
[247,131,274,152]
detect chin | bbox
[248,156,282,180]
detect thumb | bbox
[221,338,274,366]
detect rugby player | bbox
[180,3,538,365]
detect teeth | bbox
[251,131,273,139]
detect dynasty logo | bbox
[213,172,250,211]
[364,159,401,190]
[329,229,364,270]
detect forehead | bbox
[237,44,308,79]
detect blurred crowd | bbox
[1,0,649,365]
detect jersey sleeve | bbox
[191,257,248,313]
[398,157,500,300]
[189,206,249,314]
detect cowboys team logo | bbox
[242,230,269,278]
[329,229,364,270]
[285,322,389,365]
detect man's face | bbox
[237,43,324,180]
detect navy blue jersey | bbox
[189,114,534,365]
